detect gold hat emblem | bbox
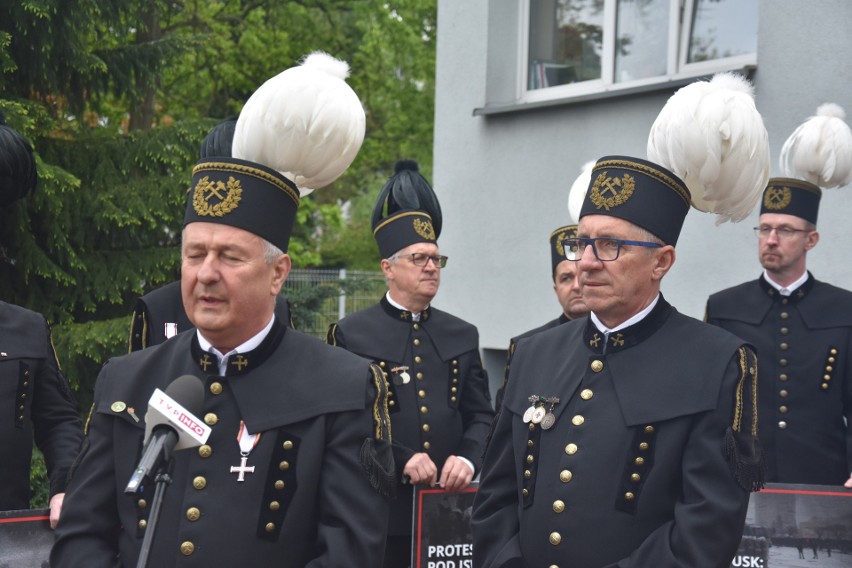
[413,218,436,240]
[589,172,635,211]
[763,186,792,210]
[553,227,578,256]
[193,175,243,217]
[554,231,569,256]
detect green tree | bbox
[2,0,436,503]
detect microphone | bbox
[124,375,211,494]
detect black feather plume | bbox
[0,111,38,206]
[199,116,239,159]
[371,160,442,237]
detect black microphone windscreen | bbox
[164,374,205,416]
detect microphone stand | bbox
[135,450,175,568]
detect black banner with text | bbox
[413,483,852,568]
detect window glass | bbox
[614,0,669,83]
[688,0,758,63]
[528,0,604,90]
[522,0,759,102]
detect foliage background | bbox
[0,0,436,506]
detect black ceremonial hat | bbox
[550,224,578,273]
[0,112,38,207]
[759,178,821,225]
[579,156,691,246]
[184,157,300,252]
[373,210,437,259]
[371,160,442,258]
[199,116,238,159]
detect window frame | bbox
[515,0,758,105]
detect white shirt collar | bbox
[197,315,275,375]
[385,291,426,322]
[590,294,660,334]
[763,269,809,296]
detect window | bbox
[523,0,757,101]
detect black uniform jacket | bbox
[473,298,756,568]
[496,314,571,413]
[52,320,392,567]
[128,280,293,351]
[0,301,83,510]
[328,297,494,536]
[706,273,852,484]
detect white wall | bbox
[432,0,852,387]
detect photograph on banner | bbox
[732,483,852,568]
[0,508,52,567]
[412,482,477,568]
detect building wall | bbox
[432,0,852,393]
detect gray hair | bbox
[181,227,284,264]
[261,238,284,264]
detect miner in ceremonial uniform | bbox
[514,225,588,338]
[52,52,394,567]
[0,113,84,527]
[496,224,588,412]
[327,160,494,568]
[706,104,852,487]
[0,302,83,525]
[472,74,768,567]
[129,118,292,352]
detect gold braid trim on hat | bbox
[594,158,691,207]
[372,210,433,236]
[192,161,300,206]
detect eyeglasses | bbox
[561,237,662,262]
[391,253,448,268]
[753,225,811,240]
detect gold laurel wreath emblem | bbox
[193,176,243,217]
[763,186,792,210]
[413,218,436,240]
[589,172,635,211]
[554,232,567,256]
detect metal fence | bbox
[283,268,386,337]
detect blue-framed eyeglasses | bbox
[561,237,662,262]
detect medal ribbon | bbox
[237,420,261,456]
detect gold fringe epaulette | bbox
[725,346,765,492]
[360,364,396,497]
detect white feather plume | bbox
[647,72,770,224]
[779,103,852,189]
[231,51,366,196]
[567,160,595,223]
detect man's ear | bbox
[271,254,292,295]
[381,258,394,280]
[651,245,676,281]
[805,229,820,251]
